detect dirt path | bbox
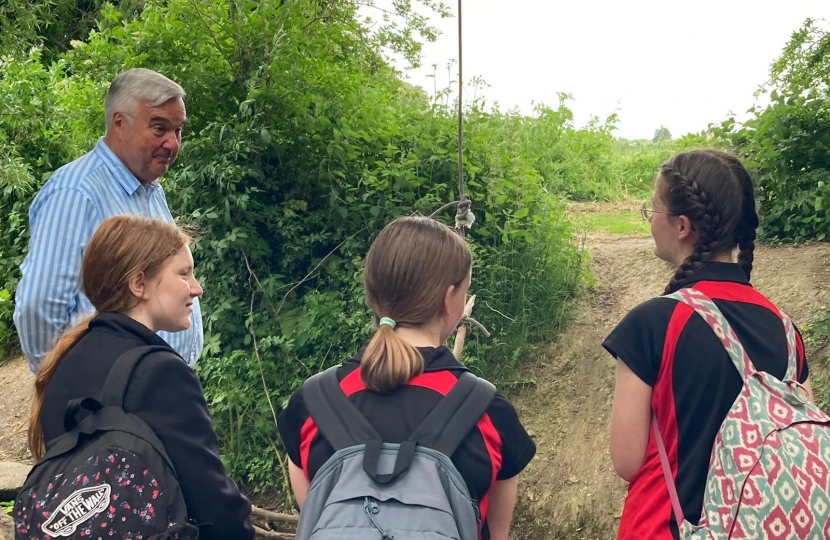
[0,355,32,464]
[510,232,830,539]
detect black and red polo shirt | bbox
[278,345,536,540]
[603,262,809,540]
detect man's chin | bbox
[151,164,171,178]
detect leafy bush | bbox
[713,19,830,242]
[0,0,583,492]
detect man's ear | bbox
[110,111,128,137]
[128,271,147,300]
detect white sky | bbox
[386,0,829,140]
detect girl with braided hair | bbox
[603,149,814,540]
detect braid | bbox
[661,167,731,294]
[659,149,758,293]
[736,174,759,281]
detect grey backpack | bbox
[297,365,496,540]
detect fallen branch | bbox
[251,505,299,526]
[453,294,477,359]
[254,525,295,539]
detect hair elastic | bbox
[378,317,396,329]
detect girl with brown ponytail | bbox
[604,149,814,540]
[28,215,254,540]
[278,216,536,540]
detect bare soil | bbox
[0,355,33,464]
[509,231,830,540]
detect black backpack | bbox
[13,346,199,539]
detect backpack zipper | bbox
[472,498,482,535]
[364,497,395,539]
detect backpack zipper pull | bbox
[472,498,482,535]
[363,497,395,539]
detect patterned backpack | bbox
[652,287,830,539]
[14,346,198,539]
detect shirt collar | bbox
[675,261,750,291]
[89,312,178,351]
[93,138,161,195]
[347,343,469,373]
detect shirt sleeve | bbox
[794,325,810,383]
[278,387,309,468]
[14,187,99,371]
[128,352,254,540]
[602,298,675,387]
[488,394,536,480]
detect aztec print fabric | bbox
[660,288,830,539]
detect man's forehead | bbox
[149,114,188,125]
[138,98,187,124]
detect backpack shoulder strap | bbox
[663,287,755,380]
[407,371,496,457]
[98,345,179,408]
[302,365,381,451]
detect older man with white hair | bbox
[14,68,203,371]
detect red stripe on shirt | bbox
[475,412,502,527]
[796,332,806,380]
[299,418,318,481]
[694,281,807,379]
[693,281,776,312]
[340,367,365,396]
[408,370,459,395]
[618,302,693,540]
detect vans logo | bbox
[42,484,111,537]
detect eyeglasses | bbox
[640,200,674,221]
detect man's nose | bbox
[162,131,181,153]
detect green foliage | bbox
[0,289,17,359]
[1,499,12,515]
[513,98,624,201]
[800,304,830,411]
[713,19,830,242]
[505,97,712,202]
[609,133,714,198]
[0,0,584,493]
[770,18,830,96]
[573,208,650,236]
[652,126,672,143]
[0,0,147,62]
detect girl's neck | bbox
[675,248,734,267]
[121,306,157,333]
[715,251,733,263]
[394,325,444,348]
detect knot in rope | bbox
[454,194,475,230]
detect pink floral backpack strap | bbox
[667,288,755,379]
[651,413,685,527]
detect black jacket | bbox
[40,312,254,540]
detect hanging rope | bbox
[442,0,488,356]
[433,0,474,231]
[455,0,468,236]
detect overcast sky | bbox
[386,1,829,140]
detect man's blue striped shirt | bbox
[14,138,203,370]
